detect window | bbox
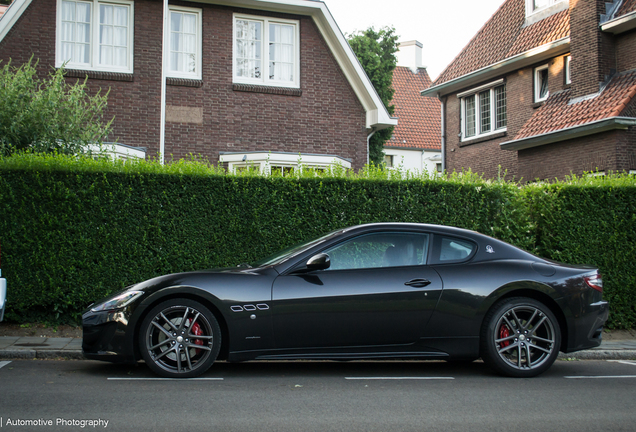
[526,0,567,15]
[323,233,430,271]
[564,55,571,85]
[233,14,299,88]
[436,163,442,173]
[219,152,352,174]
[534,64,549,102]
[439,237,474,262]
[384,154,394,168]
[167,6,202,79]
[460,81,507,141]
[56,0,134,73]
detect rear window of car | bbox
[438,237,475,262]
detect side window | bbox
[439,237,475,262]
[323,233,429,271]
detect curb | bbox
[0,350,86,360]
[558,350,636,360]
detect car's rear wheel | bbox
[481,297,560,378]
[139,299,221,378]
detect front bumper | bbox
[82,309,136,363]
[564,300,609,353]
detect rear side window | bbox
[439,237,475,262]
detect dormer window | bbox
[525,0,568,19]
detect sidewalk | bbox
[0,335,634,361]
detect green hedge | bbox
[0,153,633,328]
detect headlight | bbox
[90,290,144,312]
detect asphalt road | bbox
[1,359,635,431]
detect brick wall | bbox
[569,0,616,98]
[444,55,571,179]
[517,129,635,180]
[616,29,636,73]
[0,0,368,169]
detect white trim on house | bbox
[421,38,570,98]
[601,10,636,34]
[459,81,507,142]
[232,13,300,88]
[88,142,146,159]
[534,64,549,102]
[166,5,203,80]
[524,0,568,23]
[0,0,33,43]
[564,54,571,84]
[219,151,352,174]
[195,0,396,130]
[500,117,636,151]
[55,0,135,74]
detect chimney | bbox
[397,40,425,73]
[569,0,616,98]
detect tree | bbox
[0,58,113,157]
[347,26,398,166]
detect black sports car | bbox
[83,223,608,378]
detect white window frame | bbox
[55,0,135,74]
[534,64,550,102]
[219,152,351,174]
[525,0,567,17]
[232,13,300,89]
[564,55,571,85]
[166,6,202,80]
[458,80,507,142]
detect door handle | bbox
[404,278,432,288]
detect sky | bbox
[324,0,505,81]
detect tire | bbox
[139,298,221,378]
[480,297,560,378]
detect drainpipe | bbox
[438,94,445,173]
[159,0,169,165]
[366,129,376,166]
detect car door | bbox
[271,231,443,350]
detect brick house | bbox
[421,0,636,180]
[384,40,441,174]
[0,0,396,171]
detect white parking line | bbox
[107,377,224,381]
[564,375,636,379]
[607,360,636,366]
[345,377,454,380]
[0,361,11,369]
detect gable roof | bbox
[387,66,440,151]
[501,69,636,150]
[422,0,570,97]
[0,0,396,131]
[435,0,569,86]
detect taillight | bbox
[585,273,603,293]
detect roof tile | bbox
[435,0,570,85]
[514,69,636,140]
[616,0,636,17]
[388,66,441,150]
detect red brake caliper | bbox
[499,324,511,347]
[189,319,204,355]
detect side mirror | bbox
[306,253,331,271]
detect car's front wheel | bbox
[139,299,221,378]
[481,297,560,378]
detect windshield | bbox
[252,229,344,267]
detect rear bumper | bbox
[564,300,609,353]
